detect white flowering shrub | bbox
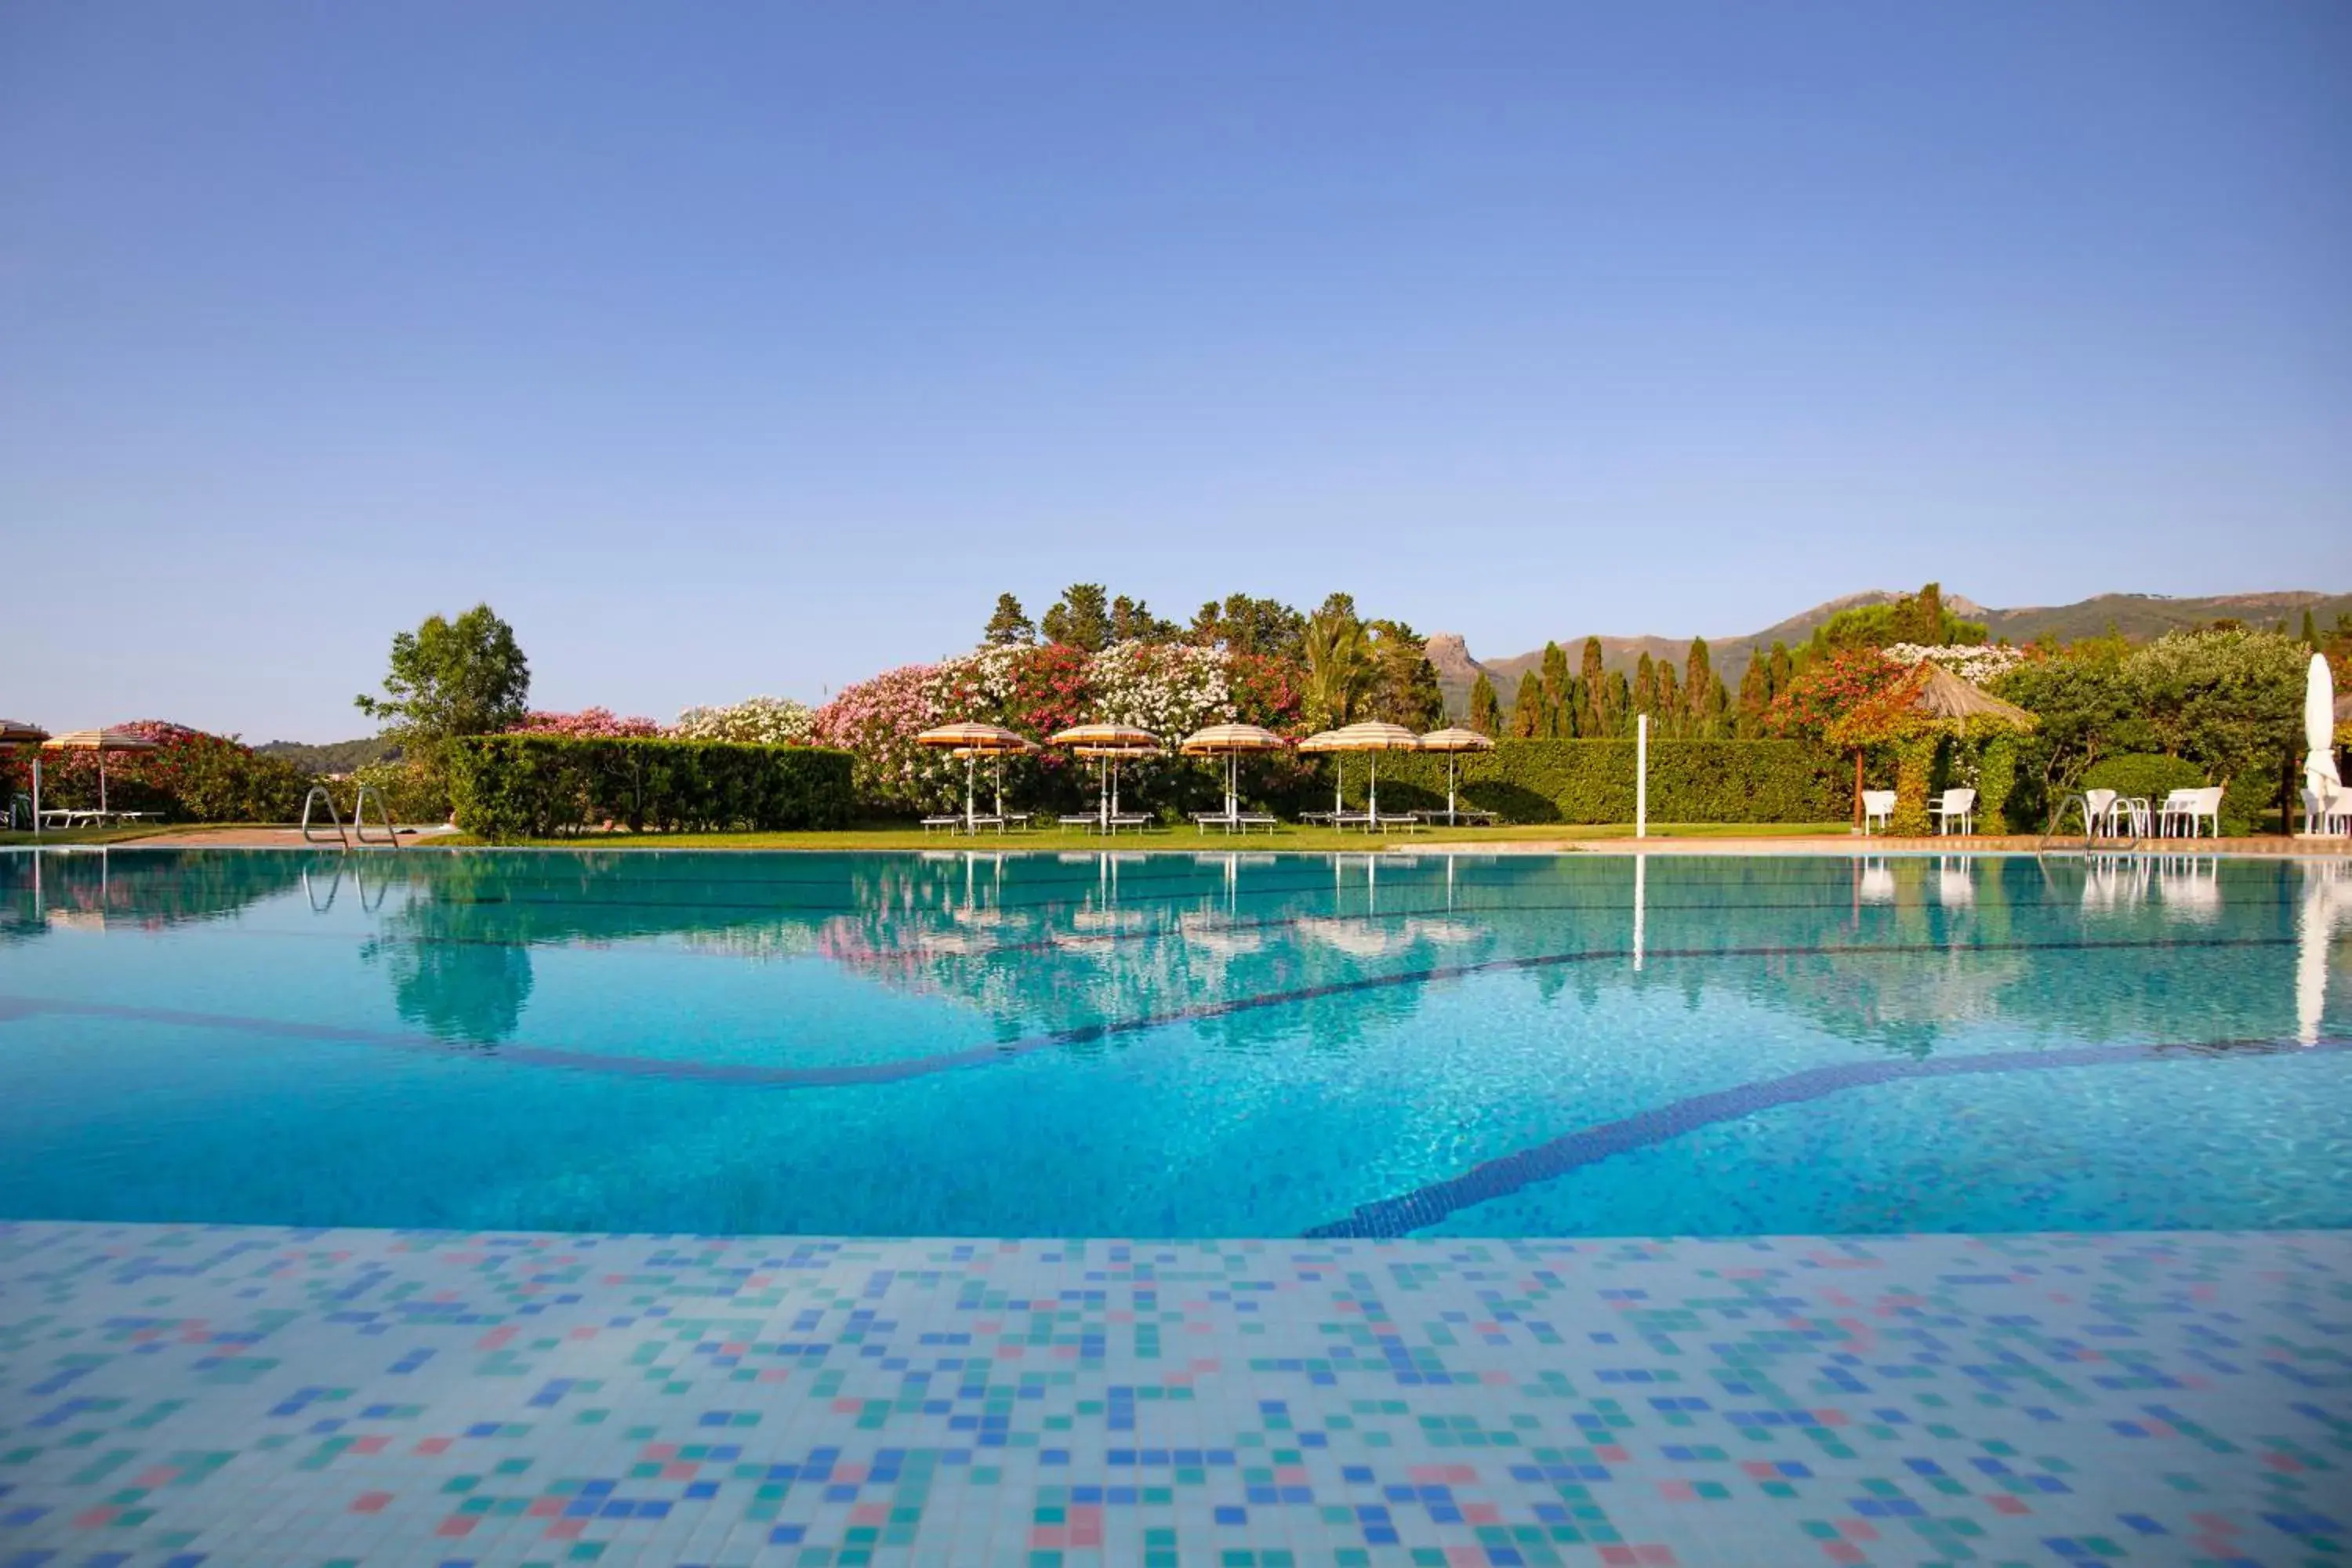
[671,695,815,746]
[1885,644,2025,685]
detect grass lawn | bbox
[0,823,202,848]
[407,821,1855,852]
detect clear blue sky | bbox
[5,2,2347,740]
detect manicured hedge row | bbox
[448,735,855,841]
[1337,739,1849,824]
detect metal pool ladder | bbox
[300,785,403,851]
[2037,793,2142,855]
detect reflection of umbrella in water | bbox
[1417,727,1496,825]
[0,720,49,833]
[1049,724,1162,831]
[42,728,158,818]
[1178,724,1290,820]
[2296,858,2349,1046]
[916,723,1034,833]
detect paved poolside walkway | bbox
[1,1225,2344,1566]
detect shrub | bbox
[670,696,815,746]
[1326,739,1848,824]
[8,720,312,822]
[448,735,854,842]
[2079,753,2207,804]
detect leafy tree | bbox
[983,593,1036,645]
[1509,672,1546,739]
[1109,594,1179,644]
[1991,650,2143,818]
[1189,593,1307,662]
[1367,619,1444,729]
[356,604,531,756]
[1468,673,1503,737]
[2121,627,2305,805]
[1041,584,1112,651]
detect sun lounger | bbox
[921,815,962,833]
[1374,813,1424,832]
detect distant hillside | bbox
[256,736,402,774]
[1432,589,2352,713]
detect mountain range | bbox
[1428,589,2352,713]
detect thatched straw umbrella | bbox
[1905,664,2037,728]
[1417,726,1496,825]
[916,722,1033,832]
[1178,724,1290,821]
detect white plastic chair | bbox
[2160,786,2222,838]
[1860,789,1896,834]
[1933,787,1976,836]
[2304,785,2351,837]
[2084,788,2118,837]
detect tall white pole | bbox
[1635,713,1649,840]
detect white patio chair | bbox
[1933,787,1976,836]
[2083,788,2118,837]
[2160,786,2222,838]
[1860,789,1896,834]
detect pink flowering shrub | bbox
[810,662,947,815]
[510,707,664,739]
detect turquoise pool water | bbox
[2,847,2347,1237]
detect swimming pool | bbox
[2,847,2346,1238]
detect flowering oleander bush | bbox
[670,696,815,746]
[1885,643,2026,685]
[810,662,949,815]
[511,707,665,739]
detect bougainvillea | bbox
[671,696,815,746]
[510,707,664,739]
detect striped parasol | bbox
[1298,722,1420,824]
[1178,724,1290,821]
[917,723,1036,831]
[42,727,158,817]
[1419,726,1495,824]
[1049,725,1163,830]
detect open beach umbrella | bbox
[1303,722,1421,824]
[916,722,1033,832]
[42,727,157,817]
[0,720,49,833]
[1294,731,1352,822]
[1049,725,1161,830]
[1418,727,1495,826]
[2306,655,2341,813]
[1178,724,1289,820]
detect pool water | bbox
[2,847,2347,1237]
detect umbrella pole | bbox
[1334,757,1344,822]
[1227,753,1238,820]
[993,757,1004,822]
[100,755,107,816]
[1449,754,1458,826]
[31,757,40,837]
[1100,757,1109,833]
[964,755,976,834]
[1369,757,1378,827]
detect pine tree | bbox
[982,593,1036,645]
[1041,585,1112,652]
[1468,673,1503,737]
[1510,672,1546,739]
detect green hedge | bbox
[1335,739,1848,824]
[448,735,855,842]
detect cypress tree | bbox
[1580,637,1606,733]
[1736,656,1769,736]
[1654,663,1681,735]
[1684,637,1714,726]
[2303,608,2321,648]
[1510,671,1547,738]
[1468,673,1503,737]
[1632,652,1656,718]
[1539,643,1571,739]
[1767,641,1793,701]
[1606,670,1632,736]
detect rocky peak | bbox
[1423,632,1486,684]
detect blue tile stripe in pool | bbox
[1309,1035,2352,1240]
[1,1222,2346,1566]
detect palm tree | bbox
[1301,603,1373,730]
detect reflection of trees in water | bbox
[0,848,314,945]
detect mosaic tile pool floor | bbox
[0,1225,2345,1566]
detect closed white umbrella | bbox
[2306,654,2340,803]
